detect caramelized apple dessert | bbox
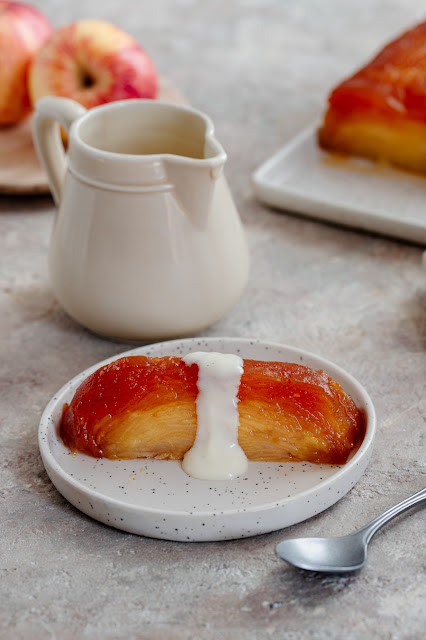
[59,352,364,479]
[318,20,426,173]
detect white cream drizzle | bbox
[182,351,248,481]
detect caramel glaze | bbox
[320,21,426,125]
[60,356,364,465]
[318,21,426,173]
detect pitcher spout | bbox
[164,128,227,229]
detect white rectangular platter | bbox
[252,125,426,245]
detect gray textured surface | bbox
[1,1,426,638]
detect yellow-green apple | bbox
[0,1,52,125]
[28,20,158,110]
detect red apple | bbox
[28,19,158,110]
[0,1,52,125]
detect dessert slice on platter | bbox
[60,353,364,471]
[318,20,426,173]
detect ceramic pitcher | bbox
[32,97,249,341]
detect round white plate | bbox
[39,337,376,542]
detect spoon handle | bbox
[358,486,426,545]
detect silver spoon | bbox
[275,487,426,573]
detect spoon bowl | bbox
[276,533,367,573]
[276,487,426,573]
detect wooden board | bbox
[0,77,187,195]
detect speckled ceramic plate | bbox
[38,337,375,542]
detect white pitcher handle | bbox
[32,96,87,206]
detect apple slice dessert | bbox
[318,20,426,173]
[60,354,364,473]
